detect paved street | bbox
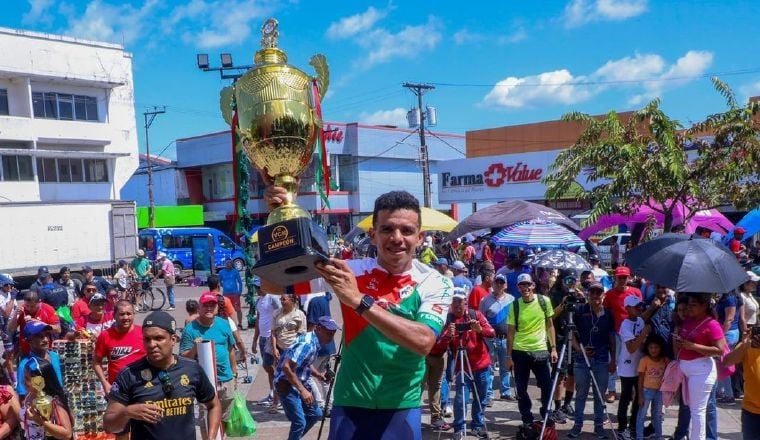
[141,283,744,440]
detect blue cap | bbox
[0,275,14,286]
[435,257,449,266]
[24,320,53,338]
[317,316,341,331]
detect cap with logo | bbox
[37,266,49,277]
[24,319,53,338]
[623,295,644,308]
[516,273,533,285]
[452,287,467,300]
[89,293,107,304]
[317,316,341,331]
[143,311,176,334]
[199,292,218,304]
[614,266,631,277]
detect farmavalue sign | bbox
[437,150,587,203]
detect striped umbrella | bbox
[492,219,584,248]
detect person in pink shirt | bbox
[674,293,727,440]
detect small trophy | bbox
[233,18,331,286]
[30,375,53,421]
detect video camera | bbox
[455,322,472,334]
[563,290,588,314]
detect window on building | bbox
[336,154,357,191]
[1,155,33,181]
[84,159,108,182]
[0,89,8,116]
[35,157,108,183]
[36,158,57,182]
[31,91,99,121]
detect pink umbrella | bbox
[578,200,733,240]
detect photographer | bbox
[722,326,760,440]
[435,290,494,439]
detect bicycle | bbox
[124,277,166,312]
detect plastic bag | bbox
[224,391,256,437]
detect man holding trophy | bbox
[234,19,453,439]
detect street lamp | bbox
[196,53,253,80]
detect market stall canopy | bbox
[578,200,733,240]
[447,200,579,241]
[344,207,458,242]
[492,220,584,249]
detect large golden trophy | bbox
[235,18,330,286]
[30,375,53,421]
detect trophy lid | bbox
[255,18,288,66]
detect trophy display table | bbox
[52,339,114,440]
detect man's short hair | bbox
[115,300,134,311]
[372,191,421,228]
[207,275,220,291]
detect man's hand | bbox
[103,383,112,395]
[651,297,662,309]
[550,349,558,364]
[315,259,361,309]
[609,360,616,374]
[300,389,314,405]
[251,343,258,355]
[470,320,482,333]
[126,403,164,424]
[505,358,514,371]
[448,323,456,337]
[26,406,48,425]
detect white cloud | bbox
[563,0,648,28]
[169,0,272,49]
[740,81,760,100]
[454,24,527,46]
[22,0,54,26]
[63,0,159,45]
[498,26,527,44]
[359,107,408,126]
[453,29,485,45]
[482,50,713,109]
[326,6,388,39]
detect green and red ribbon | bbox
[312,79,331,209]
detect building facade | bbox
[0,27,138,203]
[174,122,466,235]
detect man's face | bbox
[24,299,40,314]
[315,326,337,345]
[28,332,50,351]
[588,289,604,307]
[114,305,135,331]
[1,284,11,294]
[370,208,423,273]
[493,277,506,293]
[83,286,97,298]
[90,302,104,314]
[518,281,534,298]
[481,270,495,284]
[450,297,466,316]
[655,285,668,299]
[614,275,629,289]
[626,302,643,318]
[200,301,218,319]
[143,327,175,365]
[84,271,94,281]
[61,271,70,282]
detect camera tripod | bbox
[317,342,342,440]
[540,306,617,440]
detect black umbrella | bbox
[624,234,748,292]
[524,249,592,272]
[447,200,579,241]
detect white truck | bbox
[0,200,138,287]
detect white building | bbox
[0,27,138,203]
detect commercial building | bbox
[0,27,138,203]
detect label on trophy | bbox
[261,224,300,257]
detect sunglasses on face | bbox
[85,289,97,293]
[518,283,532,288]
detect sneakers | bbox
[500,394,516,401]
[472,427,489,439]
[256,395,273,406]
[267,402,281,414]
[606,392,617,403]
[642,424,655,438]
[718,396,736,405]
[453,431,466,440]
[430,419,451,431]
[594,429,609,439]
[551,409,568,424]
[560,403,575,416]
[567,425,582,438]
[444,404,453,418]
[486,397,494,407]
[616,429,632,440]
[166,306,176,311]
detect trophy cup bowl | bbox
[31,376,53,421]
[234,18,330,286]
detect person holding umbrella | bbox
[673,293,727,440]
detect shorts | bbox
[225,294,242,312]
[259,336,275,367]
[329,406,421,440]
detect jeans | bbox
[618,376,640,432]
[166,283,175,307]
[679,357,717,440]
[486,337,513,399]
[717,329,739,399]
[513,350,552,424]
[453,367,489,432]
[636,388,662,440]
[278,386,323,440]
[673,381,718,440]
[572,360,610,430]
[741,409,760,440]
[424,354,446,420]
[608,334,622,394]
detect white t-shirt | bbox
[617,317,645,377]
[591,267,608,281]
[114,268,129,288]
[742,291,759,325]
[256,294,281,338]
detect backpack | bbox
[516,420,557,440]
[513,294,550,332]
[39,283,69,309]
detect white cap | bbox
[516,273,533,285]
[451,261,467,271]
[624,295,644,308]
[747,271,760,283]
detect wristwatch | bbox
[355,294,375,316]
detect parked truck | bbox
[0,200,138,287]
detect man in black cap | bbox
[104,311,221,440]
[29,266,50,294]
[82,266,112,294]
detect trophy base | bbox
[252,217,330,287]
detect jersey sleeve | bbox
[108,369,133,405]
[415,274,454,337]
[94,332,108,359]
[544,296,554,319]
[195,363,216,403]
[179,325,195,354]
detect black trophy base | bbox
[251,217,330,287]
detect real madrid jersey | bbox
[109,356,215,440]
[331,258,453,409]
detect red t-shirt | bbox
[18,303,61,354]
[71,298,91,321]
[468,285,490,310]
[678,317,723,361]
[603,286,643,332]
[95,325,145,383]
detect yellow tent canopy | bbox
[355,207,458,232]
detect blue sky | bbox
[3,0,760,159]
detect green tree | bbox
[544,78,760,232]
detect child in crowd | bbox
[636,336,669,440]
[617,296,650,439]
[185,299,199,326]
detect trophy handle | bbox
[309,54,329,99]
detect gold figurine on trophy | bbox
[234,18,331,285]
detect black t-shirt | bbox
[109,356,215,440]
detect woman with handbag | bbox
[673,293,727,440]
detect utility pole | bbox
[144,106,166,228]
[403,82,435,208]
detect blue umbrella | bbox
[724,207,760,243]
[492,220,584,249]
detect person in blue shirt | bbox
[305,292,336,413]
[218,259,244,329]
[451,261,473,295]
[17,320,63,400]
